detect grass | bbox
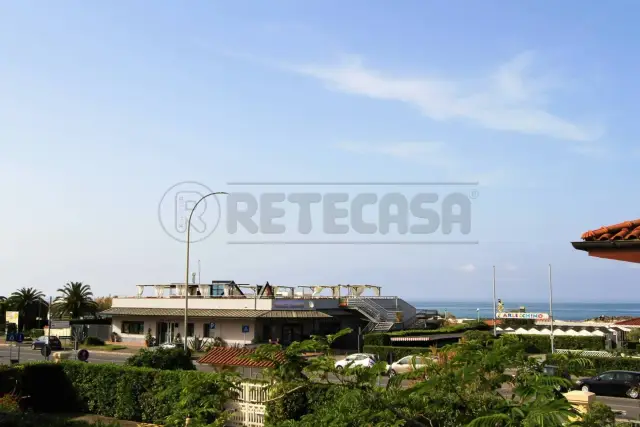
[79,344,130,352]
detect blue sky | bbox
[2,1,640,303]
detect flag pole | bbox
[549,264,555,354]
[492,265,497,337]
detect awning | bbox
[100,307,332,319]
[390,333,464,342]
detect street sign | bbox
[16,333,24,343]
[209,322,216,330]
[50,320,70,329]
[496,312,549,320]
[242,325,250,333]
[7,333,15,342]
[5,311,19,325]
[41,345,51,358]
[77,349,89,362]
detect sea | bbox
[409,301,640,321]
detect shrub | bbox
[547,354,640,373]
[363,345,434,362]
[27,329,44,339]
[125,347,195,370]
[0,362,236,425]
[516,335,604,353]
[363,322,490,346]
[82,336,105,346]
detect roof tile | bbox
[197,347,285,368]
[615,318,640,326]
[581,219,640,241]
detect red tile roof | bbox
[483,320,503,326]
[197,347,285,368]
[581,219,640,241]
[615,318,640,326]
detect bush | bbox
[28,329,44,339]
[265,383,335,425]
[547,354,640,373]
[0,362,236,426]
[125,347,195,370]
[363,322,490,346]
[82,336,105,346]
[516,335,604,353]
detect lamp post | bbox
[477,308,480,322]
[184,191,227,351]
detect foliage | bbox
[83,336,105,346]
[27,328,44,339]
[576,401,616,427]
[145,328,153,346]
[94,296,113,313]
[0,412,121,427]
[7,287,48,331]
[0,362,236,425]
[188,335,206,352]
[548,353,640,373]
[363,345,435,362]
[364,321,490,346]
[516,335,605,353]
[53,282,98,319]
[125,347,195,370]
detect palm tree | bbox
[53,282,97,319]
[8,288,46,331]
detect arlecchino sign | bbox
[496,312,549,320]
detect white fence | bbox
[225,381,269,427]
[555,349,613,358]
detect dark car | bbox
[31,336,62,351]
[576,370,640,398]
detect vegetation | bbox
[364,321,490,346]
[548,353,640,373]
[83,336,105,346]
[0,362,236,426]
[125,347,195,370]
[516,335,605,353]
[7,287,48,331]
[94,296,112,313]
[53,282,98,319]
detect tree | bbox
[8,288,47,331]
[52,282,97,319]
[94,296,112,313]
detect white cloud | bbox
[293,52,603,142]
[459,263,477,272]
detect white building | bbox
[101,281,417,349]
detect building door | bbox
[281,324,302,345]
[157,322,179,344]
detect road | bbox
[2,347,639,419]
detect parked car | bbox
[335,353,377,370]
[31,336,62,351]
[576,370,640,398]
[387,355,434,377]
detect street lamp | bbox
[184,191,228,351]
[476,308,480,322]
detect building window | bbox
[203,322,217,337]
[211,285,224,297]
[187,323,195,337]
[122,321,144,335]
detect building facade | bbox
[101,281,417,349]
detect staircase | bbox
[345,298,399,333]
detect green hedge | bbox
[516,335,605,354]
[364,322,490,346]
[0,362,235,425]
[547,354,640,373]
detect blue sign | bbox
[242,325,250,333]
[209,322,216,330]
[16,333,24,343]
[7,333,15,342]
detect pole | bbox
[492,266,497,337]
[198,260,201,286]
[184,192,227,351]
[357,326,361,352]
[47,296,52,360]
[549,264,554,354]
[477,308,480,322]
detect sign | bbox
[7,333,15,342]
[242,325,250,333]
[272,300,305,310]
[496,312,549,320]
[50,320,70,329]
[5,311,19,325]
[16,333,24,343]
[209,322,216,330]
[77,349,89,362]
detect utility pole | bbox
[549,264,555,354]
[492,266,497,337]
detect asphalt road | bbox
[1,347,639,419]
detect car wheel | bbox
[581,385,590,393]
[389,370,396,378]
[31,345,35,350]
[628,388,639,399]
[336,366,343,371]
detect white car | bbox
[387,355,434,377]
[335,353,377,370]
